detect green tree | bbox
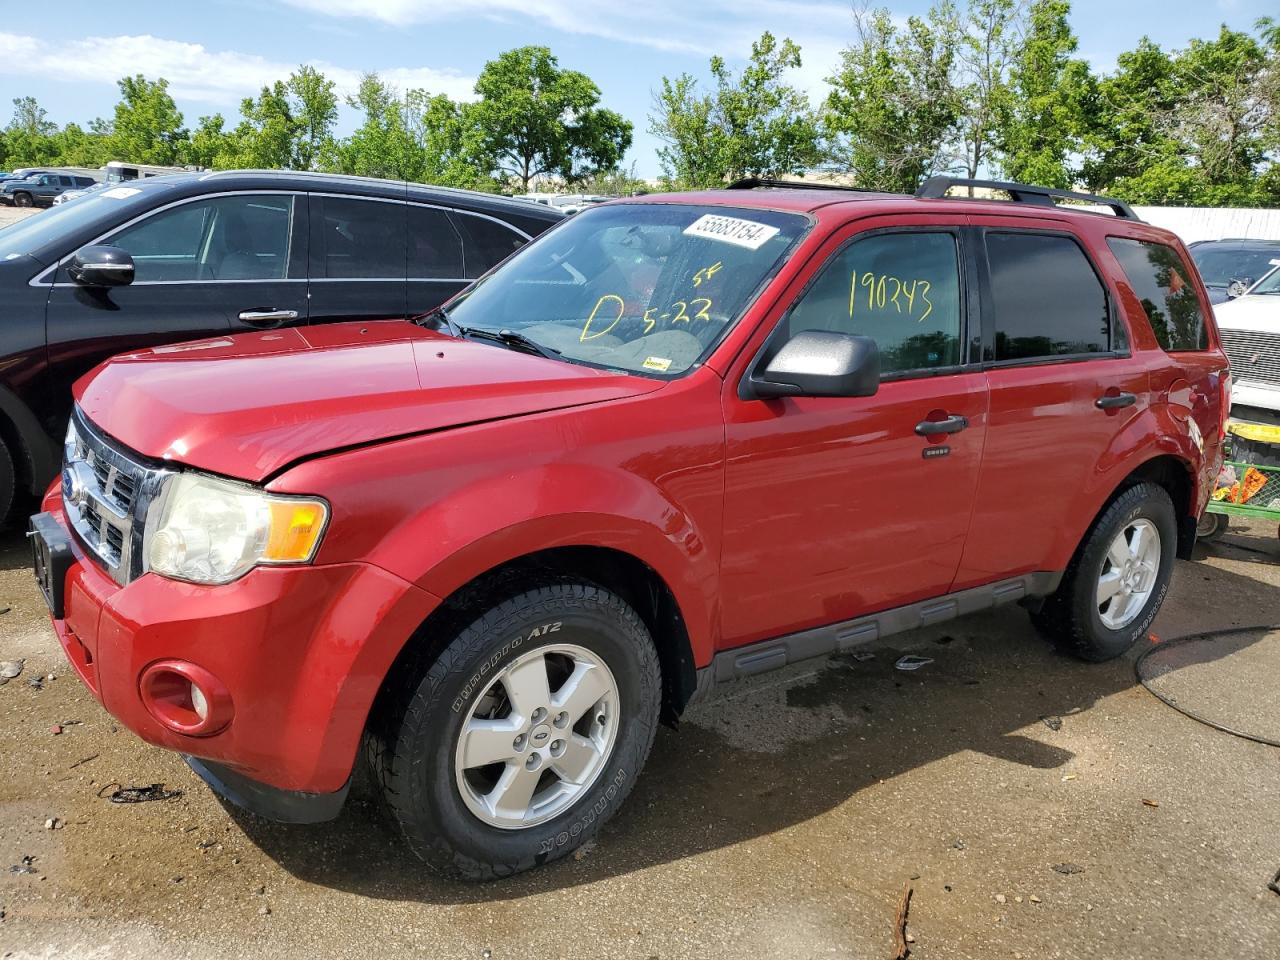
[227,80,296,168]
[106,76,187,164]
[953,0,1020,181]
[997,0,1094,187]
[287,65,338,170]
[183,113,232,169]
[651,32,821,187]
[330,73,425,180]
[4,96,60,166]
[824,3,962,192]
[468,46,631,190]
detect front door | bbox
[719,221,989,649]
[46,191,308,408]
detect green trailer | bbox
[1198,422,1280,541]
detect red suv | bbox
[30,177,1228,880]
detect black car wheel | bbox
[366,580,661,880]
[13,193,32,208]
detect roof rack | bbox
[915,176,1139,221]
[726,177,884,194]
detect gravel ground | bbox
[0,207,39,229]
[2,503,1280,955]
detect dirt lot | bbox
[2,515,1278,959]
[0,207,38,229]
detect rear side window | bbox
[453,213,527,278]
[986,233,1110,361]
[315,196,406,279]
[786,231,962,376]
[1107,237,1208,351]
[408,205,465,279]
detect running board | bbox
[694,571,1062,695]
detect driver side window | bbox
[785,231,962,377]
[107,194,296,282]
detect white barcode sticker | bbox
[100,187,140,199]
[683,213,780,250]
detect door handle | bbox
[1095,392,1136,410]
[914,414,969,436]
[238,308,298,328]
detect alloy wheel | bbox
[1097,518,1161,630]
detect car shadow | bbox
[223,554,1280,905]
[0,525,34,571]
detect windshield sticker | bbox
[1270,259,1280,266]
[642,356,672,372]
[100,187,141,199]
[851,272,934,322]
[683,214,780,250]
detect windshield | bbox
[0,186,156,262]
[1190,244,1280,287]
[443,203,808,376]
[1249,265,1280,295]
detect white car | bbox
[1214,262,1280,422]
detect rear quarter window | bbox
[1107,237,1208,351]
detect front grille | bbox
[1221,328,1280,389]
[63,409,168,585]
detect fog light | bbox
[139,660,232,736]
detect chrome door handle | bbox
[1095,392,1136,410]
[238,309,298,328]
[915,414,969,436]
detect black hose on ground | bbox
[1134,624,1280,749]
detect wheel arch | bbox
[0,383,58,498]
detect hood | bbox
[75,321,663,481]
[1213,294,1280,336]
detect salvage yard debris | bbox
[892,882,913,960]
[894,656,934,672]
[0,660,23,684]
[97,783,184,804]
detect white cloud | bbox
[0,32,477,107]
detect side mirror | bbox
[744,329,880,400]
[67,245,134,287]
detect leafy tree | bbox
[227,81,296,169]
[468,46,632,190]
[3,96,60,166]
[953,0,1020,181]
[651,32,821,187]
[183,114,231,169]
[405,90,498,191]
[106,76,187,165]
[287,65,338,170]
[824,3,962,192]
[997,0,1093,188]
[330,73,425,180]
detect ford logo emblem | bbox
[62,467,85,507]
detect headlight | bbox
[145,473,328,585]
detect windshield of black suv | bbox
[1190,243,1280,288]
[0,185,158,262]
[441,203,809,376]
[1249,266,1280,295]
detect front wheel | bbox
[1031,482,1176,662]
[366,581,661,880]
[13,192,32,208]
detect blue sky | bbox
[0,0,1274,178]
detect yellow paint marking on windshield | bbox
[581,294,625,341]
[691,261,723,287]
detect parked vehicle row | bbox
[0,169,563,524]
[1,172,99,208]
[26,174,1228,879]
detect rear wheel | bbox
[13,192,32,208]
[1031,482,1176,662]
[0,440,13,527]
[1195,511,1227,542]
[366,581,661,880]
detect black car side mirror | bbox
[67,245,135,287]
[744,329,880,400]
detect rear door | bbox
[307,193,408,323]
[719,217,989,648]
[955,220,1149,587]
[406,202,468,315]
[45,191,308,403]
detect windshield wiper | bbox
[415,306,463,338]
[459,326,562,361]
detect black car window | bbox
[785,231,962,376]
[408,205,465,279]
[986,232,1110,362]
[453,212,527,278]
[1189,244,1280,288]
[315,196,406,279]
[108,194,295,282]
[1107,238,1208,351]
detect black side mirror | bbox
[67,245,134,287]
[744,329,880,400]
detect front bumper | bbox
[35,492,441,812]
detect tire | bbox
[1030,482,1177,662]
[0,440,13,528]
[1195,511,1227,542]
[13,192,32,208]
[366,581,661,881]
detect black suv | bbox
[0,170,563,523]
[0,172,98,207]
[1188,238,1280,304]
